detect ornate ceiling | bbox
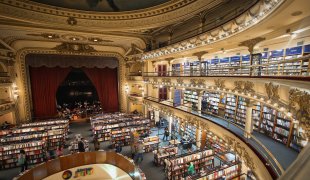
[30,0,170,12]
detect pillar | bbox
[197,91,203,114]
[193,51,207,76]
[154,110,160,124]
[239,37,266,76]
[168,87,174,101]
[196,128,202,148]
[244,100,254,138]
[143,105,148,118]
[168,116,173,134]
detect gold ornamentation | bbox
[17,48,126,120]
[162,78,171,84]
[239,37,265,54]
[53,42,96,53]
[233,81,255,93]
[265,82,279,101]
[67,17,77,25]
[289,89,310,138]
[176,78,183,85]
[27,33,60,39]
[214,79,225,89]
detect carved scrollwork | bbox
[53,42,96,53]
[265,82,279,101]
[233,81,255,94]
[289,89,310,138]
[176,77,183,85]
[162,78,171,84]
[214,79,225,89]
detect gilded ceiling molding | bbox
[0,0,221,30]
[53,42,97,53]
[27,33,60,39]
[265,82,279,101]
[16,48,126,120]
[142,0,285,60]
[239,37,266,53]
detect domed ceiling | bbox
[30,0,170,12]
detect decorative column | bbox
[197,91,203,114]
[166,58,174,76]
[244,100,255,138]
[167,27,174,45]
[239,37,265,76]
[193,51,208,76]
[168,116,173,134]
[154,110,160,124]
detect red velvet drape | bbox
[83,67,119,112]
[29,67,71,118]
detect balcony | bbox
[126,72,143,81]
[143,55,310,81]
[144,96,298,179]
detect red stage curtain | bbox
[83,67,119,112]
[29,67,71,119]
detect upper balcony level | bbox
[143,45,310,81]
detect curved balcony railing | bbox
[143,55,310,80]
[144,96,285,178]
[14,151,142,180]
[153,0,258,50]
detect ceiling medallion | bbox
[61,34,87,42]
[53,42,97,53]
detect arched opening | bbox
[56,68,101,119]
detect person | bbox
[56,146,63,157]
[163,127,169,141]
[134,141,144,164]
[78,139,85,152]
[18,149,28,172]
[115,141,122,153]
[187,162,195,177]
[93,135,100,151]
[130,143,137,159]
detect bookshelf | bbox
[202,92,220,115]
[91,113,150,143]
[183,89,198,111]
[273,112,291,144]
[252,102,262,131]
[235,96,247,126]
[143,136,159,152]
[290,124,309,152]
[0,141,46,169]
[153,146,178,166]
[180,123,197,140]
[224,94,237,122]
[261,106,276,137]
[165,149,214,180]
[230,56,241,75]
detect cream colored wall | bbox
[0,112,14,124]
[129,104,143,113]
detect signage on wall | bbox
[285,46,302,55]
[270,49,284,57]
[304,44,310,53]
[173,89,182,107]
[62,167,94,179]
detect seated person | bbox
[1,121,11,129]
[181,134,190,145]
